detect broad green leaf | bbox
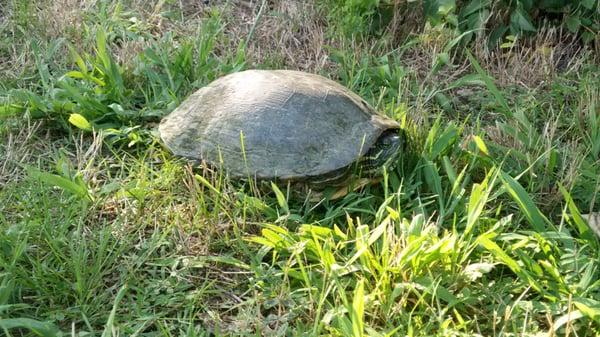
[565,16,581,33]
[465,168,496,235]
[429,124,458,159]
[477,233,549,297]
[271,182,289,213]
[414,276,459,306]
[301,224,333,238]
[434,92,452,111]
[460,0,491,17]
[423,159,445,215]
[581,0,595,9]
[465,182,486,234]
[466,50,511,116]
[385,206,400,221]
[96,29,110,70]
[262,228,286,245]
[69,44,88,74]
[432,52,450,75]
[471,135,489,156]
[510,7,536,32]
[334,224,349,240]
[553,310,585,332]
[68,113,92,131]
[28,168,91,201]
[476,234,521,272]
[65,70,86,79]
[488,25,509,47]
[351,279,365,337]
[520,0,534,11]
[559,184,597,241]
[448,73,485,87]
[499,170,550,232]
[238,193,278,219]
[58,80,107,115]
[442,156,457,186]
[0,102,24,117]
[101,285,127,337]
[574,297,600,321]
[537,0,569,8]
[246,235,275,248]
[500,41,515,49]
[0,318,61,337]
[194,174,222,197]
[336,315,354,337]
[538,259,563,284]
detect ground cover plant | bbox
[1,0,600,336]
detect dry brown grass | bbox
[472,27,591,88]
[40,0,169,66]
[31,0,328,73]
[0,121,44,185]
[0,118,107,190]
[400,24,592,91]
[38,0,91,41]
[219,0,333,73]
[6,0,592,92]
[386,0,426,43]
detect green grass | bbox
[1,0,600,336]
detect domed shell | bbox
[158,70,400,180]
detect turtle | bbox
[159,69,404,198]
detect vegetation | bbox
[334,0,600,45]
[1,0,599,336]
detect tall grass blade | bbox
[466,50,511,117]
[573,298,600,323]
[101,285,128,337]
[27,167,92,201]
[465,168,496,235]
[0,318,61,337]
[271,182,289,214]
[351,279,365,337]
[194,174,222,197]
[559,184,598,241]
[499,170,550,232]
[476,233,547,296]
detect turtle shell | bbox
[158,70,400,181]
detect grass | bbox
[1,0,600,336]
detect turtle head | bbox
[360,130,403,175]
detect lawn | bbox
[1,0,600,336]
